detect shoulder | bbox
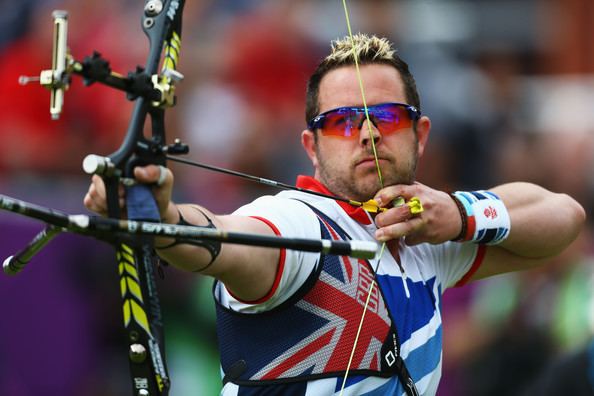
[233,192,344,232]
[232,194,316,232]
[233,193,317,218]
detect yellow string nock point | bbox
[355,197,424,214]
[356,199,383,213]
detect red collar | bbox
[295,175,372,225]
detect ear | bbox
[301,129,319,169]
[415,116,431,158]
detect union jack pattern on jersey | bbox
[215,206,399,385]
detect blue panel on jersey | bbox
[339,374,366,390]
[336,375,402,395]
[404,325,443,382]
[375,275,438,344]
[359,376,401,396]
[340,328,442,395]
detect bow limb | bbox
[83,2,187,395]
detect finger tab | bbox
[407,197,424,214]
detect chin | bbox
[383,171,416,187]
[351,182,382,201]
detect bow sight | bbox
[19,10,184,119]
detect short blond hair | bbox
[305,33,420,125]
[324,33,396,65]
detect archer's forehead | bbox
[317,64,406,112]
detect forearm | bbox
[84,164,280,300]
[155,202,281,301]
[155,203,224,275]
[491,182,585,258]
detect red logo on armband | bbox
[484,206,498,219]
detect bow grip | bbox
[126,184,160,222]
[124,158,162,222]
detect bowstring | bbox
[339,0,387,394]
[340,0,384,188]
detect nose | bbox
[358,117,381,147]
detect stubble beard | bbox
[316,148,418,202]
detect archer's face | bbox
[302,64,430,202]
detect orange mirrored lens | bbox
[319,104,414,138]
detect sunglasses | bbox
[307,102,421,138]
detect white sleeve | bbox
[430,241,484,291]
[215,195,322,313]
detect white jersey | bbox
[216,176,484,395]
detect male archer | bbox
[85,34,585,395]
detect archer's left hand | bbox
[84,165,177,222]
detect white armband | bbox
[450,190,511,245]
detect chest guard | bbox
[214,206,403,387]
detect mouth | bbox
[355,157,388,167]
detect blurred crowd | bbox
[0,0,593,395]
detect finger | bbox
[85,181,106,210]
[375,205,413,228]
[119,182,125,198]
[134,165,172,187]
[374,185,417,208]
[403,232,426,246]
[104,181,126,212]
[91,174,106,200]
[134,165,159,184]
[84,187,107,216]
[84,175,127,216]
[156,165,167,186]
[375,216,425,242]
